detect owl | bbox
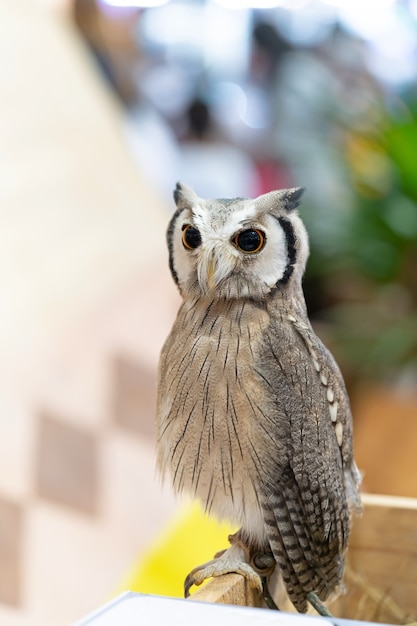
[156,183,362,612]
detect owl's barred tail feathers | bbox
[263,489,346,612]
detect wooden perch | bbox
[189,572,264,608]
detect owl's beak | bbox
[198,249,232,293]
[207,259,216,290]
[198,255,218,292]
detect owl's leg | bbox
[184,533,275,598]
[184,533,262,598]
[184,531,277,604]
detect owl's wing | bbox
[257,317,359,611]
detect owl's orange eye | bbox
[233,229,265,254]
[182,224,202,250]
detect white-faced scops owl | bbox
[156,183,362,612]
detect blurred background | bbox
[0,0,416,623]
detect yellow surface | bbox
[119,501,234,598]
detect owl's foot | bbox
[185,533,278,607]
[184,539,263,598]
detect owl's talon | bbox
[184,545,263,598]
[184,558,217,597]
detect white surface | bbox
[73,592,326,626]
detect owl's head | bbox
[167,182,309,301]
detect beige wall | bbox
[0,0,168,370]
[0,2,179,625]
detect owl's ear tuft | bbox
[255,187,306,215]
[173,182,185,205]
[283,187,306,212]
[173,182,199,208]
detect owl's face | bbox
[167,183,309,301]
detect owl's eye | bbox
[182,224,202,250]
[233,229,265,254]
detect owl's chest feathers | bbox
[158,297,276,538]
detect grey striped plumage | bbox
[156,183,361,612]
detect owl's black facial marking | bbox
[275,216,297,285]
[233,229,265,254]
[182,224,202,250]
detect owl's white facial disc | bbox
[168,196,303,301]
[251,213,289,289]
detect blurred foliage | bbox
[305,96,417,387]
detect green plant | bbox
[304,96,417,385]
